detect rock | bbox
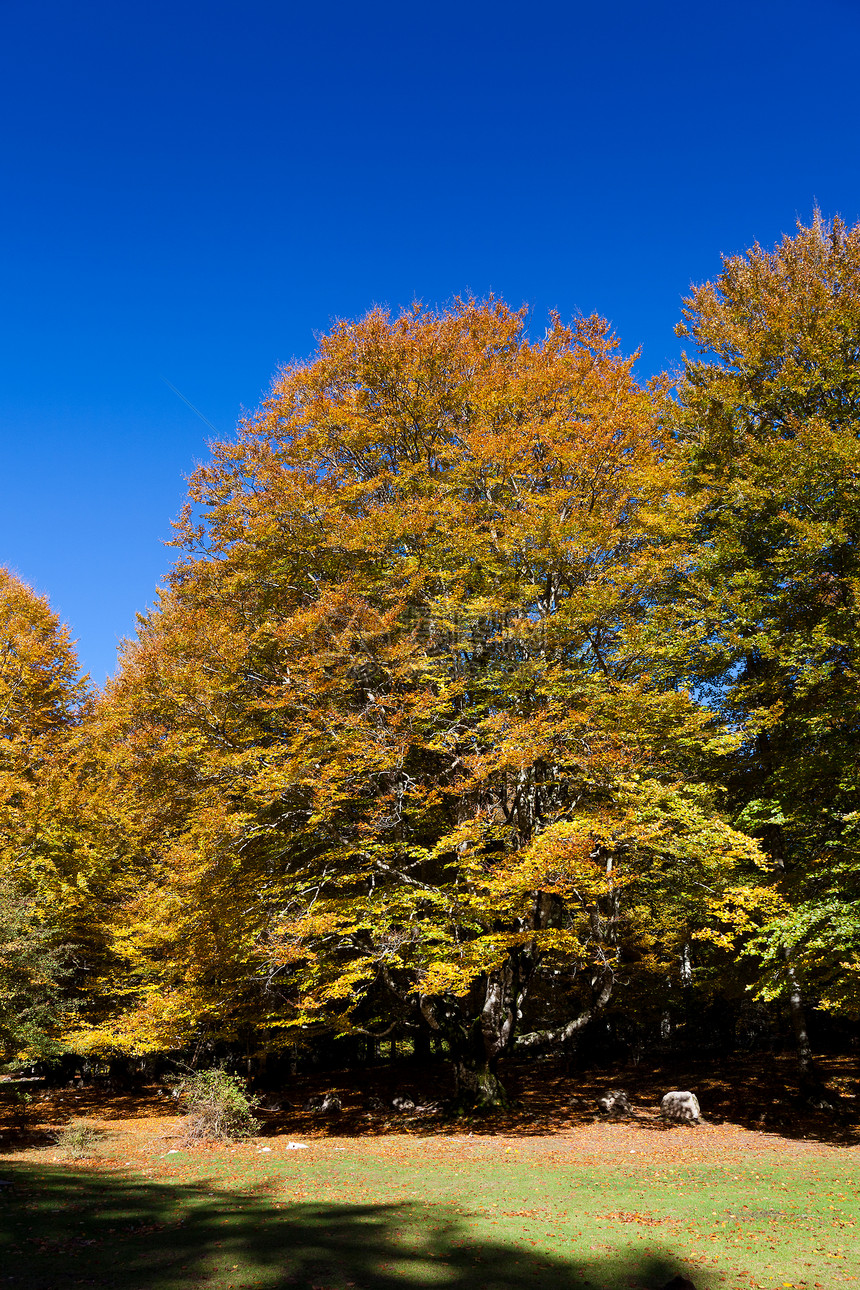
[597,1088,631,1115]
[661,1090,701,1123]
[392,1095,415,1112]
[304,1094,341,1114]
[661,1277,697,1290]
[365,1094,387,1111]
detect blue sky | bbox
[3,0,860,683]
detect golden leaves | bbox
[74,298,755,1052]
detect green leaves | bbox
[676,213,860,1018]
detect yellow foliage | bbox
[70,301,754,1054]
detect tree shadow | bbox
[1,1163,696,1290]
[245,1053,858,1146]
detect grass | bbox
[1,1134,857,1290]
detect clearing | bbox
[1,1056,857,1290]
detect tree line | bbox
[2,214,859,1107]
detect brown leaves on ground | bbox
[1,1052,856,1160]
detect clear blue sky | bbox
[3,0,860,684]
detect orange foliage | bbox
[78,302,758,1078]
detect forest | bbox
[3,214,859,1113]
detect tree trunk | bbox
[784,957,815,1082]
[452,1053,508,1112]
[413,1028,432,1062]
[783,951,838,1110]
[445,973,517,1113]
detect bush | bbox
[56,1118,102,1159]
[174,1068,260,1142]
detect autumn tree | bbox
[674,213,860,1093]
[0,568,90,1060]
[89,301,757,1104]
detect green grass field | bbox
[1,1135,857,1290]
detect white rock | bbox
[661,1090,701,1122]
[286,1141,309,1149]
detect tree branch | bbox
[514,972,614,1050]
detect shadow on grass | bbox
[0,1163,694,1290]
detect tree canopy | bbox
[675,213,860,1063]
[0,568,89,1058]
[4,217,859,1103]
[68,300,760,1103]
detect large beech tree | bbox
[675,215,860,1086]
[88,301,756,1103]
[0,568,91,1059]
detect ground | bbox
[0,1055,857,1290]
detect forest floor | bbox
[0,1054,857,1290]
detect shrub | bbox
[174,1068,260,1142]
[56,1118,102,1159]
